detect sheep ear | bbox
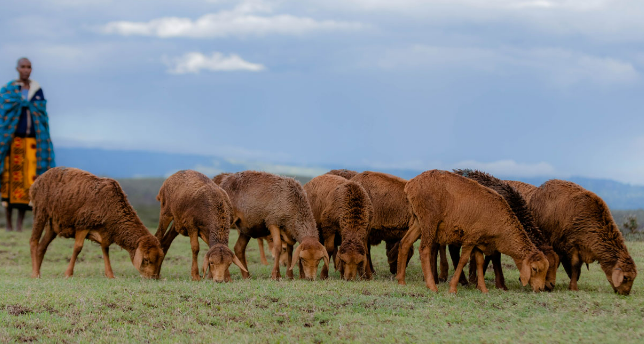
[202,256,210,278]
[232,254,248,273]
[289,244,302,271]
[133,248,143,271]
[520,259,531,286]
[322,247,330,272]
[612,268,624,287]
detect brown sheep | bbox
[529,180,637,295]
[154,170,246,282]
[213,172,273,267]
[399,170,549,293]
[304,174,374,280]
[29,167,164,279]
[453,169,559,291]
[214,171,329,280]
[349,171,418,277]
[505,180,538,202]
[325,169,359,180]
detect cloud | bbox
[100,7,365,38]
[452,159,556,177]
[378,45,639,87]
[164,52,265,74]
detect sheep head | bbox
[516,251,549,292]
[132,236,164,279]
[607,257,637,296]
[338,239,367,281]
[289,237,329,280]
[542,248,560,291]
[202,244,247,283]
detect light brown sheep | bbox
[214,171,329,280]
[348,171,417,276]
[398,170,549,293]
[529,180,637,295]
[154,170,246,282]
[453,169,559,291]
[325,169,359,180]
[29,167,164,279]
[304,174,374,280]
[505,180,538,202]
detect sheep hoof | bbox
[448,287,457,294]
[397,279,406,286]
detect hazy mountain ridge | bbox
[57,147,644,210]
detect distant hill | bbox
[57,147,644,210]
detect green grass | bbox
[1,230,644,343]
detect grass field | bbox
[1,230,644,343]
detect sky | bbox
[1,0,644,183]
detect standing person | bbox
[0,58,55,231]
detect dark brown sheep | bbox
[453,169,559,291]
[349,171,415,276]
[214,171,329,280]
[529,180,637,295]
[29,167,164,279]
[505,180,538,202]
[325,169,359,180]
[399,170,549,293]
[304,174,373,280]
[154,170,246,282]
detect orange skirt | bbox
[1,136,37,210]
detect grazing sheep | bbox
[325,169,359,180]
[505,180,538,202]
[214,171,329,280]
[399,170,549,293]
[155,170,246,282]
[349,171,416,276]
[304,174,374,280]
[529,180,637,295]
[212,172,273,266]
[453,169,559,291]
[29,167,164,279]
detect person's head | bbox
[16,58,31,82]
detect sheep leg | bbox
[468,251,478,285]
[188,232,201,281]
[367,244,375,275]
[155,215,173,241]
[363,237,373,280]
[474,249,488,293]
[395,220,421,285]
[285,244,294,279]
[160,228,180,255]
[419,244,438,292]
[449,245,474,294]
[568,250,582,291]
[268,225,282,280]
[234,234,251,279]
[321,234,335,280]
[490,252,507,290]
[196,231,213,279]
[101,245,115,279]
[430,243,440,282]
[560,255,573,279]
[64,229,90,278]
[34,222,57,278]
[448,244,468,286]
[257,238,269,266]
[438,245,449,282]
[30,209,49,278]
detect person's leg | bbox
[16,209,26,232]
[4,206,13,232]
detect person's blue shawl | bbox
[0,80,55,177]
